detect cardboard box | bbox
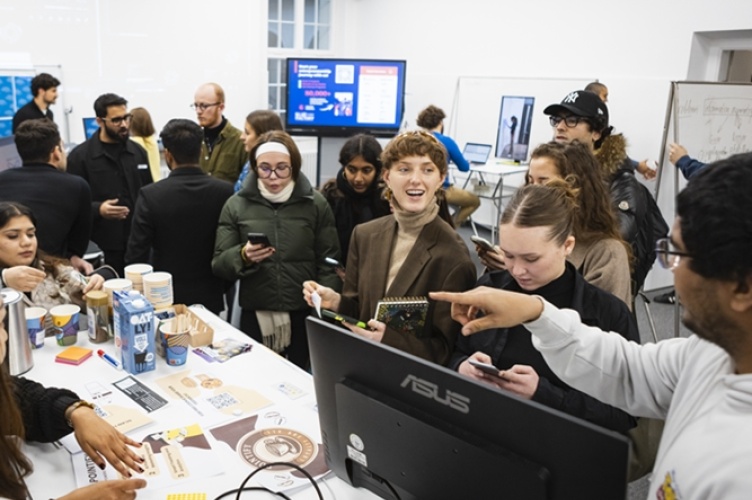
[154,305,214,358]
[113,290,156,374]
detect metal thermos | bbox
[1,288,34,375]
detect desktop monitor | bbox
[307,317,630,500]
[285,57,407,137]
[495,96,535,162]
[462,142,492,165]
[83,117,99,140]
[0,135,22,173]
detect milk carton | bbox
[113,290,156,374]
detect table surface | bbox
[22,307,380,500]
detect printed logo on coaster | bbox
[237,428,317,471]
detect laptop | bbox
[462,142,492,165]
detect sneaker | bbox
[654,291,676,304]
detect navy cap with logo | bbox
[544,90,609,126]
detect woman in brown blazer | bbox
[304,131,477,365]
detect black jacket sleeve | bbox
[13,377,79,443]
[532,376,637,433]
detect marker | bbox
[97,349,121,370]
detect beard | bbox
[104,124,129,143]
[681,292,743,357]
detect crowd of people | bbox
[1,72,749,499]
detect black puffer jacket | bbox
[596,134,669,291]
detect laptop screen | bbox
[463,143,492,164]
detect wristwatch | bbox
[65,400,96,428]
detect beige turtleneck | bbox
[385,196,440,291]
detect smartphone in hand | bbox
[321,309,367,329]
[468,359,505,378]
[470,235,495,252]
[247,233,272,248]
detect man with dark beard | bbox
[68,93,153,275]
[432,153,752,499]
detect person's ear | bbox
[382,167,391,185]
[163,149,175,170]
[729,275,752,313]
[563,235,575,256]
[591,129,602,144]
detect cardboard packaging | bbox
[113,290,156,374]
[154,305,214,358]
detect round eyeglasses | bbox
[257,164,292,179]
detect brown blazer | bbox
[338,215,477,365]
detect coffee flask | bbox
[1,288,34,375]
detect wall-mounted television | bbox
[285,58,407,137]
[306,317,630,500]
[495,95,535,162]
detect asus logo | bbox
[401,375,470,414]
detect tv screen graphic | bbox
[83,117,99,140]
[495,96,535,162]
[286,58,406,137]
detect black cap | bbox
[544,90,608,125]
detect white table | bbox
[452,161,528,241]
[22,307,379,500]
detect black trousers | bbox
[240,309,311,369]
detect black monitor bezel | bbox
[307,317,630,500]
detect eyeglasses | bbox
[190,102,221,111]
[257,164,292,179]
[655,238,692,270]
[549,115,586,128]
[103,114,132,125]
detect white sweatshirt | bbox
[526,300,752,500]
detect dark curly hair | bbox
[677,153,752,291]
[416,105,446,130]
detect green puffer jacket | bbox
[212,172,341,312]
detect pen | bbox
[97,349,121,370]
[334,314,368,329]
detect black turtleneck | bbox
[496,264,575,381]
[203,116,227,153]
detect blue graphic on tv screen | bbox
[0,120,12,138]
[0,76,14,118]
[14,76,33,108]
[285,58,406,136]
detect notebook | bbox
[462,143,493,165]
[375,296,431,338]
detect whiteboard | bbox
[650,81,752,290]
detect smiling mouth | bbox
[406,190,425,197]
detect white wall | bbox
[339,0,752,164]
[0,0,268,144]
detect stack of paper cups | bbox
[103,278,133,311]
[124,264,153,293]
[143,272,173,309]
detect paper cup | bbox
[124,263,153,293]
[143,272,173,309]
[50,304,80,346]
[159,322,190,366]
[25,307,47,349]
[103,278,133,310]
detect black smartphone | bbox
[470,235,495,252]
[468,359,504,377]
[247,233,271,248]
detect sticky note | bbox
[55,346,93,365]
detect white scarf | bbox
[258,179,295,203]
